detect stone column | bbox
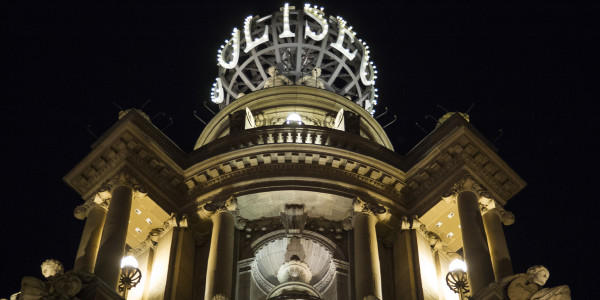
[353,199,384,300]
[94,174,138,290]
[482,205,514,281]
[73,199,107,273]
[453,177,495,295]
[204,199,237,300]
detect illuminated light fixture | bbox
[448,212,455,218]
[244,16,269,52]
[458,224,461,229]
[134,227,142,234]
[135,209,142,215]
[218,28,240,69]
[145,218,152,224]
[449,259,467,272]
[119,256,142,299]
[286,113,302,125]
[330,17,358,60]
[436,222,443,228]
[446,259,469,299]
[211,78,224,104]
[360,51,375,85]
[447,232,454,238]
[279,3,295,38]
[304,4,328,41]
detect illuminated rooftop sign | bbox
[211,4,379,115]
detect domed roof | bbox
[211,3,379,115]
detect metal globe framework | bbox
[212,3,379,115]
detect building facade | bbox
[13,4,571,300]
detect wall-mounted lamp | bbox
[119,256,142,299]
[446,259,469,299]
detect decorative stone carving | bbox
[204,197,237,213]
[442,175,487,203]
[353,198,386,215]
[504,265,571,300]
[41,259,64,279]
[276,256,313,284]
[480,199,516,225]
[211,294,229,300]
[296,67,325,89]
[263,66,292,88]
[280,204,307,235]
[18,269,94,300]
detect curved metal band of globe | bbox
[217,8,376,112]
[118,266,142,297]
[446,270,469,298]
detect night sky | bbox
[1,1,598,298]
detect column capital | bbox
[442,175,492,203]
[103,172,147,197]
[343,198,387,230]
[353,197,387,215]
[74,198,108,220]
[481,202,515,226]
[203,197,246,229]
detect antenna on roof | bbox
[436,104,450,113]
[415,122,428,134]
[86,124,98,139]
[425,115,437,123]
[375,107,388,119]
[382,115,397,128]
[152,112,166,120]
[204,101,217,116]
[465,103,475,114]
[151,112,174,130]
[140,99,152,110]
[113,102,124,111]
[162,117,174,130]
[193,110,207,125]
[493,129,503,143]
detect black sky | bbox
[1,1,599,298]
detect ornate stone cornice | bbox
[186,147,406,209]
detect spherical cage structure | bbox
[214,4,378,114]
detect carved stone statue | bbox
[263,66,292,88]
[296,67,325,89]
[504,265,571,300]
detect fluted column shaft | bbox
[205,211,235,300]
[94,185,134,289]
[483,210,513,280]
[354,212,382,300]
[457,190,494,294]
[74,204,107,273]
